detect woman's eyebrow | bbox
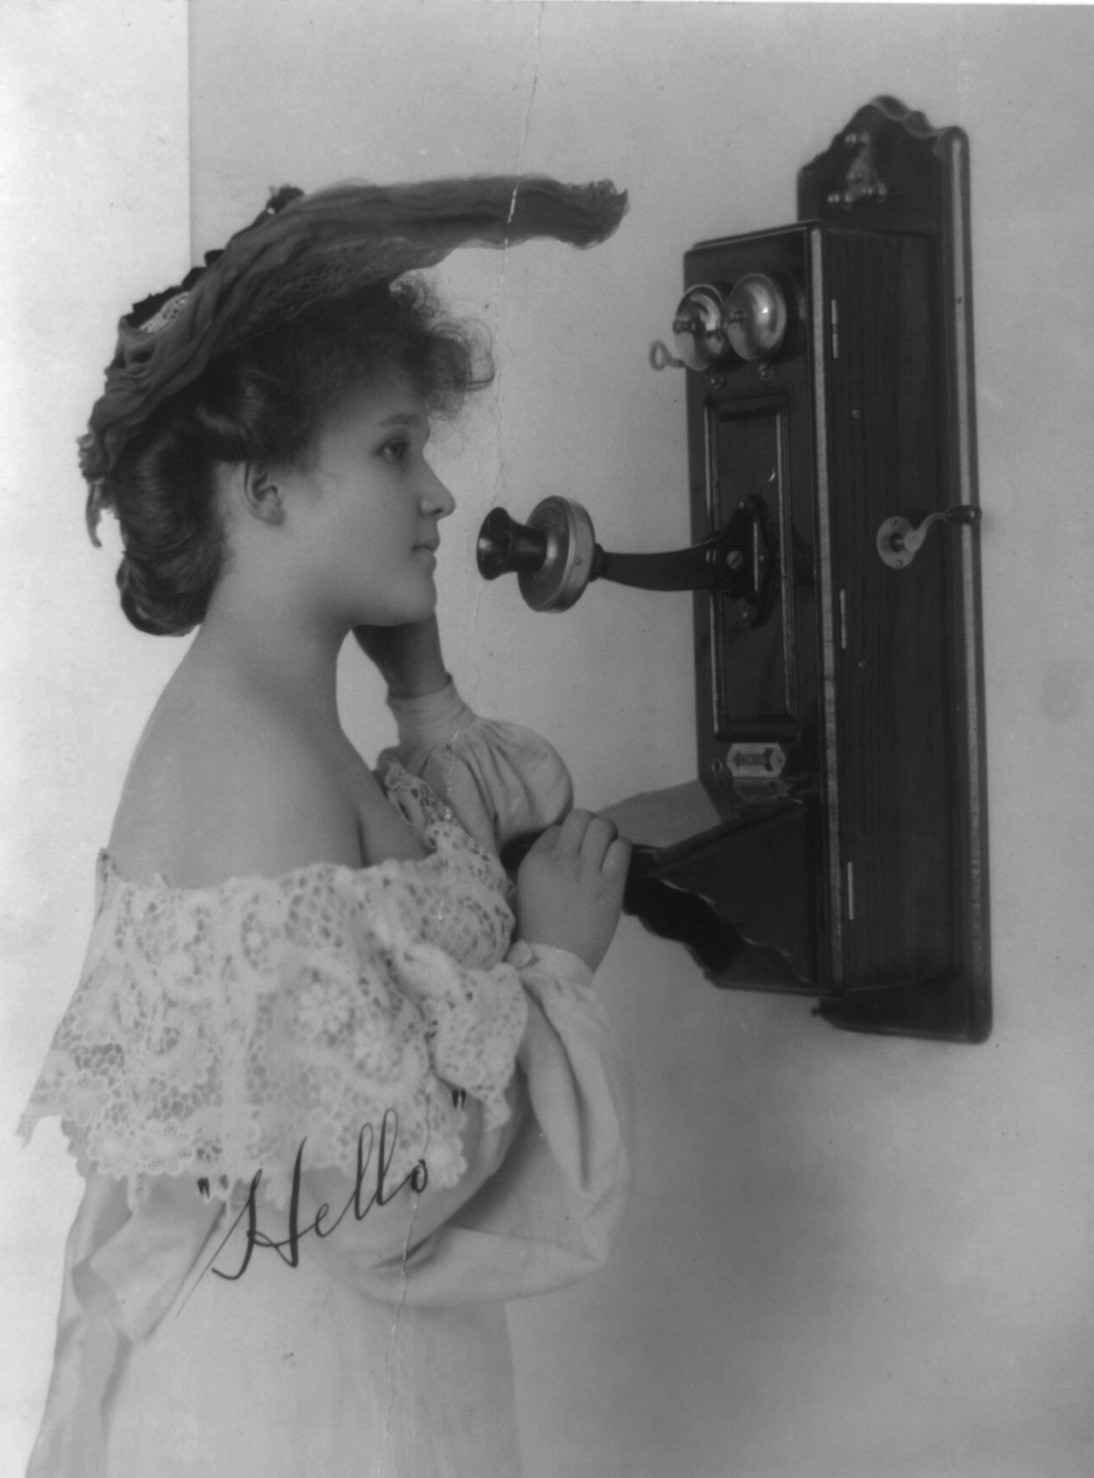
[376,411,425,428]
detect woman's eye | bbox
[379,438,410,464]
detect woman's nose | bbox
[420,462,456,519]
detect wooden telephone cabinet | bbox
[481,99,990,1042]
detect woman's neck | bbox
[187,583,345,730]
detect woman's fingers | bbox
[530,823,563,853]
[530,810,629,875]
[579,816,621,871]
[551,810,624,871]
[555,808,595,853]
[602,835,632,877]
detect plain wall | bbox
[5,5,1094,1477]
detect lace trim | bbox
[19,765,527,1209]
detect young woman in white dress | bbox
[21,177,632,1478]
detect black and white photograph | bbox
[3,3,1093,1476]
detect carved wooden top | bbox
[798,95,968,236]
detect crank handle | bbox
[876,505,981,569]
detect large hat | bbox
[81,175,628,541]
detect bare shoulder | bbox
[109,681,363,887]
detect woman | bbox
[20,177,631,1477]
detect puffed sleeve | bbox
[381,679,573,853]
[305,940,630,1305]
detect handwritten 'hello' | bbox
[207,1110,429,1282]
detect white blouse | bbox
[19,682,630,1478]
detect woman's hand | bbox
[353,615,449,699]
[515,810,631,973]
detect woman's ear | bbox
[240,463,286,526]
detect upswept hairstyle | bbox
[107,279,485,636]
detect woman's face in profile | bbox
[279,377,457,630]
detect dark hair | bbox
[106,278,487,635]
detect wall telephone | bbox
[478,98,991,1043]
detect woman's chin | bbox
[354,593,437,629]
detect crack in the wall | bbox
[493,0,546,346]
[957,10,973,123]
[375,1189,424,1478]
[470,0,546,694]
